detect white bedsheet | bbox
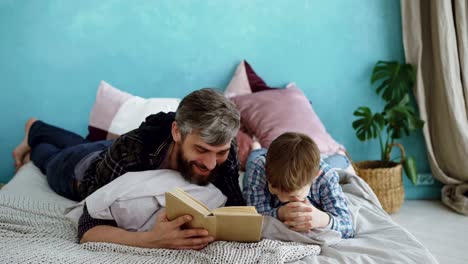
[0,162,439,264]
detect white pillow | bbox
[65,169,226,232]
[109,96,180,136]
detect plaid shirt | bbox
[243,149,354,238]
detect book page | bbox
[166,188,211,216]
[212,206,259,215]
[165,188,217,236]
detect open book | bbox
[165,187,263,242]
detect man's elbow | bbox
[79,229,93,244]
[79,225,106,244]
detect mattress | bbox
[0,162,439,264]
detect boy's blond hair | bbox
[266,132,321,192]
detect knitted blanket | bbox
[0,193,320,264]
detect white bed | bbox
[0,162,439,264]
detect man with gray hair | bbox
[13,88,244,249]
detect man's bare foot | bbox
[251,137,262,150]
[13,118,37,171]
[23,153,31,164]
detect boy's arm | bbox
[242,155,280,218]
[319,168,355,238]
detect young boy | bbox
[243,132,354,238]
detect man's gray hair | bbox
[175,88,240,145]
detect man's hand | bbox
[81,209,214,250]
[142,209,215,249]
[278,200,330,232]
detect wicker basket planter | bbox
[352,143,406,214]
[353,160,404,213]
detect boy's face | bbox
[268,183,312,203]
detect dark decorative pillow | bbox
[224,60,277,98]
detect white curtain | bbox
[401,0,468,215]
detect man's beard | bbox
[176,147,218,186]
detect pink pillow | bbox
[231,83,343,155]
[87,81,133,141]
[87,81,180,141]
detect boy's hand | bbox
[279,200,330,232]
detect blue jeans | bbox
[29,121,112,201]
[322,154,351,170]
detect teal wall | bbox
[0,0,440,198]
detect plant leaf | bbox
[371,61,415,102]
[384,94,424,140]
[404,157,418,185]
[352,107,384,141]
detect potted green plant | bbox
[352,60,424,213]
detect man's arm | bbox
[81,113,172,198]
[213,139,245,206]
[93,132,147,188]
[80,209,214,250]
[79,131,147,198]
[81,225,147,247]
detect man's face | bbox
[268,183,312,203]
[172,123,231,185]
